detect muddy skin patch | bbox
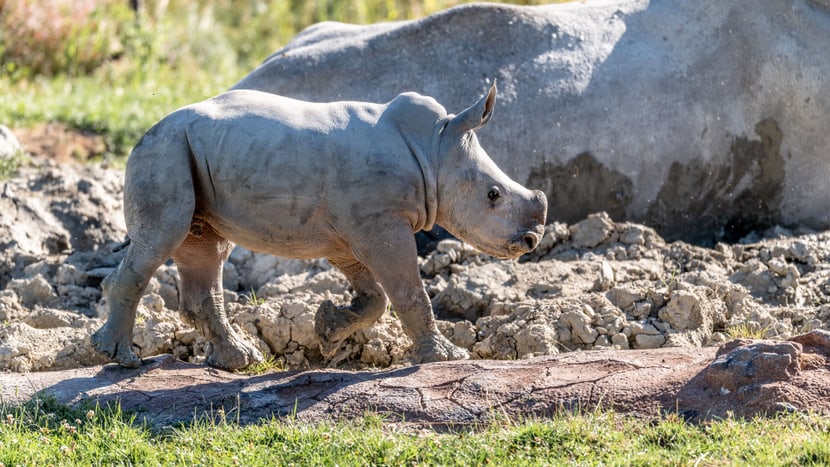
[526,152,634,224]
[647,118,786,246]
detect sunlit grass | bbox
[0,67,235,161]
[2,396,830,465]
[726,321,771,340]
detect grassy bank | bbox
[1,397,829,465]
[0,0,550,161]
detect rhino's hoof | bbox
[206,338,264,371]
[318,338,342,359]
[315,300,345,358]
[91,327,140,368]
[413,333,470,364]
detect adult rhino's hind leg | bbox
[315,256,389,358]
[173,223,263,370]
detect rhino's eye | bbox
[487,187,501,202]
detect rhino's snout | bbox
[509,189,547,256]
[522,231,540,250]
[509,225,544,256]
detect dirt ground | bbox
[1,127,829,426]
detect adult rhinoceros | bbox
[91,84,547,370]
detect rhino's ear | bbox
[449,82,496,133]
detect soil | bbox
[1,128,829,427]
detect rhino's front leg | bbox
[315,256,388,357]
[354,226,469,364]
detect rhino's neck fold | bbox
[400,127,438,232]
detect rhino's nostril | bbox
[522,232,538,250]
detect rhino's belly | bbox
[200,194,343,259]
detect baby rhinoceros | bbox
[91,83,548,370]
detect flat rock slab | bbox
[3,336,828,428]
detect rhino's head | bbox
[433,83,548,259]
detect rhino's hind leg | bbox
[92,133,199,368]
[173,224,263,370]
[315,257,388,358]
[92,241,174,368]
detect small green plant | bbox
[238,354,284,375]
[660,266,681,289]
[0,149,28,179]
[726,321,770,340]
[246,287,265,306]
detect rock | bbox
[633,333,665,350]
[789,329,830,357]
[360,338,391,367]
[606,286,643,312]
[437,319,477,350]
[570,212,616,249]
[787,241,812,263]
[730,259,777,299]
[2,153,830,373]
[236,305,292,354]
[559,309,598,345]
[595,260,616,291]
[659,290,705,331]
[0,290,24,321]
[515,322,558,357]
[55,264,87,286]
[705,339,802,392]
[433,262,518,320]
[8,275,57,307]
[619,224,646,245]
[611,333,629,349]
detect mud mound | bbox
[1,159,830,373]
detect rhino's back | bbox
[181,89,386,201]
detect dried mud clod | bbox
[2,167,830,373]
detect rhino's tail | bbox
[112,237,131,253]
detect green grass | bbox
[0,55,242,162]
[726,321,771,340]
[0,146,28,179]
[239,354,286,376]
[2,397,830,465]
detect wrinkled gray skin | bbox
[91,84,547,370]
